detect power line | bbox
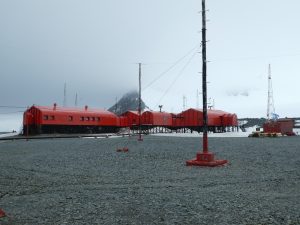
[211,52,300,63]
[0,106,27,109]
[155,49,198,107]
[0,111,24,114]
[143,45,199,91]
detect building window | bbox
[80,117,84,121]
[95,117,100,121]
[43,115,48,120]
[85,117,89,121]
[68,116,73,121]
[50,115,55,120]
[91,117,95,121]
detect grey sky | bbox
[1,0,300,130]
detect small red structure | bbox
[263,119,294,135]
[186,152,228,167]
[0,208,6,218]
[116,147,129,152]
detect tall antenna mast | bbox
[186,0,227,167]
[138,63,143,141]
[267,64,275,120]
[201,0,208,153]
[63,82,67,107]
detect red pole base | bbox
[0,209,6,218]
[116,147,129,152]
[186,152,228,167]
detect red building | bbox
[120,111,140,128]
[23,104,119,135]
[141,111,173,127]
[222,113,238,127]
[263,119,294,135]
[173,108,238,132]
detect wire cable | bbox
[211,52,300,62]
[0,111,24,114]
[143,44,200,91]
[0,106,27,109]
[155,49,199,107]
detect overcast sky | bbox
[1,0,300,131]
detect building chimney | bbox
[85,105,88,111]
[53,103,57,110]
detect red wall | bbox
[263,119,294,134]
[172,109,238,128]
[141,111,173,126]
[23,106,119,127]
[121,111,140,127]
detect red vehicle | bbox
[23,104,119,134]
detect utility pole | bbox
[63,82,67,107]
[201,0,208,153]
[138,63,143,141]
[75,93,78,107]
[186,0,227,167]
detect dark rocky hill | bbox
[239,117,300,128]
[238,118,267,128]
[108,91,147,115]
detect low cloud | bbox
[227,89,249,97]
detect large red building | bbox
[173,108,238,132]
[23,104,119,134]
[22,105,239,135]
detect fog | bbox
[1,0,300,131]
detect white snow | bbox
[0,132,19,138]
[152,126,258,138]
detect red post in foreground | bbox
[186,0,227,167]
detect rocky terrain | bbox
[0,136,299,224]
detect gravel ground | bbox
[0,136,299,225]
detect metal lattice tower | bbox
[267,64,275,120]
[63,82,67,107]
[75,93,78,107]
[183,95,187,110]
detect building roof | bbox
[30,105,117,116]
